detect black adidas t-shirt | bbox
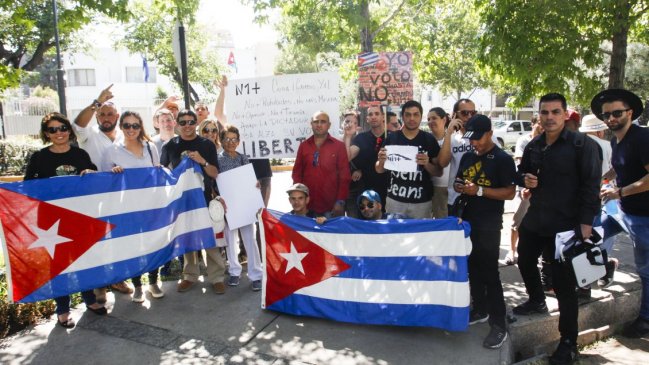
[456,145,516,230]
[384,130,439,203]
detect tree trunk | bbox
[608,1,631,89]
[359,0,372,52]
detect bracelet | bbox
[618,186,624,198]
[92,99,102,109]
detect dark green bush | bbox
[0,138,41,176]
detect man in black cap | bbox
[514,93,601,365]
[454,114,517,349]
[593,89,649,338]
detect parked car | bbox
[492,120,532,147]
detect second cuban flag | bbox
[260,209,472,332]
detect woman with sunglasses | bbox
[198,118,222,153]
[100,111,163,303]
[24,113,107,328]
[217,125,263,292]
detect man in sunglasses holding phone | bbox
[160,109,227,294]
[516,93,601,365]
[593,89,649,339]
[437,98,500,215]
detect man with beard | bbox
[515,93,601,365]
[594,89,649,339]
[343,105,390,208]
[376,100,441,218]
[73,84,132,298]
[74,84,123,166]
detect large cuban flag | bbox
[0,159,216,303]
[260,209,472,332]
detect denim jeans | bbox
[54,290,97,315]
[624,212,649,320]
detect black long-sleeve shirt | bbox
[518,128,602,235]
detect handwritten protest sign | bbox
[226,72,340,159]
[384,145,418,172]
[358,52,413,108]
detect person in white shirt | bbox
[579,114,613,179]
[73,84,132,299]
[427,107,451,218]
[101,111,163,303]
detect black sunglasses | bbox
[178,119,197,126]
[599,109,630,121]
[46,125,70,134]
[122,123,141,130]
[359,202,375,210]
[203,127,219,134]
[459,110,477,117]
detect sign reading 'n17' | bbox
[358,51,413,108]
[226,72,340,159]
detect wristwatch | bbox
[202,161,209,167]
[91,99,102,109]
[477,186,484,197]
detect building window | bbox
[67,69,96,87]
[125,66,157,83]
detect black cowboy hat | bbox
[590,89,644,120]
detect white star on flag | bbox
[280,242,309,274]
[29,220,73,258]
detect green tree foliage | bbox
[397,0,490,99]
[477,0,649,108]
[0,0,130,90]
[119,0,221,97]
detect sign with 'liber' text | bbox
[226,72,340,159]
[358,51,413,108]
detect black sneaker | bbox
[469,310,489,325]
[598,258,618,288]
[549,338,578,365]
[577,287,591,302]
[622,317,649,339]
[512,300,548,315]
[483,325,508,349]
[542,283,555,295]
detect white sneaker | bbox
[132,287,144,303]
[148,283,164,298]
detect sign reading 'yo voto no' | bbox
[226,72,340,159]
[358,51,413,108]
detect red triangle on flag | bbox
[261,210,350,307]
[0,188,115,302]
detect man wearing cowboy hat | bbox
[579,114,613,179]
[593,89,649,339]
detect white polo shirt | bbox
[73,123,123,166]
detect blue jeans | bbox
[625,213,649,320]
[54,290,97,315]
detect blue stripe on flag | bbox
[336,256,468,282]
[1,160,199,201]
[22,227,215,302]
[276,211,470,237]
[268,294,469,331]
[99,188,207,240]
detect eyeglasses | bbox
[46,125,70,134]
[459,110,477,117]
[599,109,631,120]
[312,151,319,167]
[203,127,219,134]
[178,119,197,126]
[122,123,141,130]
[223,137,239,143]
[359,202,375,210]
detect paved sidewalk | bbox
[1,171,647,364]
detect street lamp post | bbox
[52,0,67,116]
